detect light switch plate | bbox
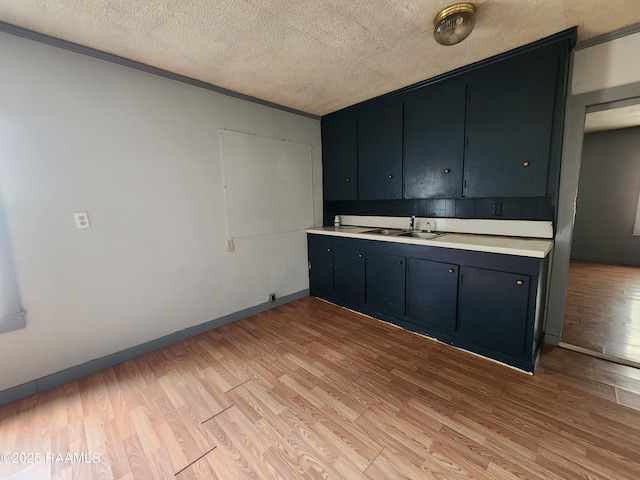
[74,212,90,229]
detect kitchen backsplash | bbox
[323,196,554,227]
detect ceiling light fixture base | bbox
[433,3,477,46]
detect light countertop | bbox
[306,226,553,258]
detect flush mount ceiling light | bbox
[433,3,477,46]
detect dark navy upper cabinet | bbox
[322,114,358,201]
[406,258,459,333]
[321,31,573,206]
[366,252,406,317]
[404,82,466,198]
[308,235,334,295]
[357,102,404,200]
[464,54,559,197]
[458,267,530,357]
[334,247,366,306]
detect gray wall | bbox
[0,31,322,393]
[571,126,640,265]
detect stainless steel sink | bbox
[397,231,443,239]
[363,228,404,236]
[363,228,444,239]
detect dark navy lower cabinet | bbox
[334,247,366,306]
[308,236,334,295]
[458,267,530,357]
[307,234,548,372]
[366,252,406,317]
[406,258,459,334]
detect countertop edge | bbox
[306,228,553,259]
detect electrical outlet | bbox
[268,293,276,303]
[492,203,502,216]
[226,238,234,252]
[74,212,90,229]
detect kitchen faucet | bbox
[410,216,416,231]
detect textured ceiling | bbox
[1,1,640,116]
[585,104,640,133]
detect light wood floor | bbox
[2,296,640,479]
[561,260,640,365]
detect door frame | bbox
[546,79,640,344]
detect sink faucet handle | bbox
[425,221,432,233]
[410,215,416,230]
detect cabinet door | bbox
[458,267,530,357]
[358,102,404,200]
[366,252,406,317]
[334,247,366,305]
[308,239,334,295]
[464,55,559,197]
[406,258,459,333]
[322,114,358,200]
[404,82,466,198]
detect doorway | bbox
[557,103,640,366]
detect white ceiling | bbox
[1,1,640,116]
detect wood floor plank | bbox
[356,403,436,465]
